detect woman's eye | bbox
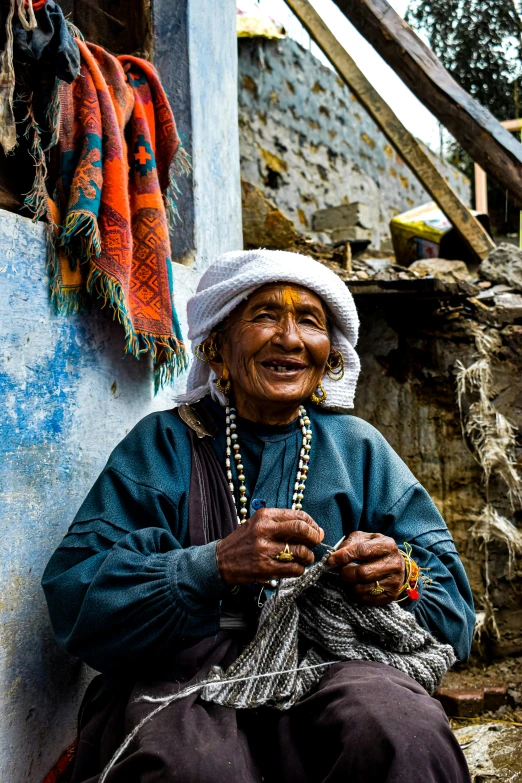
[253,312,276,321]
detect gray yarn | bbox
[99,554,455,781]
[202,554,455,709]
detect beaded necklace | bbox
[225,405,313,524]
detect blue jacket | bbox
[42,399,474,672]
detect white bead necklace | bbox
[225,405,312,524]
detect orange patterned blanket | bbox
[47,40,189,388]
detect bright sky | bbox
[242,0,445,154]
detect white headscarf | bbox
[179,249,360,410]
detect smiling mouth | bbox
[261,359,307,374]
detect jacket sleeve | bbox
[379,482,475,663]
[42,423,229,673]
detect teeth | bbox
[264,362,304,372]
[267,364,298,372]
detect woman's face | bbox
[209,283,331,422]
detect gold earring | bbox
[215,364,231,395]
[195,337,218,363]
[310,380,327,405]
[326,348,344,381]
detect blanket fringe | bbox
[87,264,188,389]
[172,145,191,179]
[154,347,189,393]
[23,84,61,220]
[66,20,84,41]
[164,146,191,230]
[46,224,89,314]
[22,96,49,221]
[61,211,102,267]
[45,78,61,150]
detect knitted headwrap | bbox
[180,249,361,410]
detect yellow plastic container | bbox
[390,201,489,266]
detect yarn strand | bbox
[98,552,454,780]
[99,661,336,783]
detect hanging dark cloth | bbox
[13,1,80,83]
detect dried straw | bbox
[455,323,522,640]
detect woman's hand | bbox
[327,531,406,605]
[216,508,324,585]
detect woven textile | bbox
[180,249,361,410]
[201,554,455,709]
[48,41,188,388]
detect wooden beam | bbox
[283,0,495,261]
[474,119,522,212]
[331,0,522,205]
[503,119,522,132]
[474,164,488,214]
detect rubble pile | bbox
[241,178,522,325]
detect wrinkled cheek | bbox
[226,324,272,380]
[305,335,331,366]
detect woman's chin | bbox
[256,385,312,407]
[252,368,316,403]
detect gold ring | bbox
[276,543,294,562]
[370,581,385,596]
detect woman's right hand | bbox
[216,508,324,585]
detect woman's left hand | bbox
[327,531,406,605]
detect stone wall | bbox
[238,37,471,250]
[352,294,522,659]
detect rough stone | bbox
[493,292,522,322]
[241,180,297,249]
[476,284,513,301]
[408,258,474,282]
[331,226,373,243]
[479,243,522,291]
[313,202,373,232]
[454,723,522,782]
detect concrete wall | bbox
[0,0,241,778]
[238,37,471,249]
[153,0,242,269]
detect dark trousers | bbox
[70,653,470,782]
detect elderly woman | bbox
[43,250,473,782]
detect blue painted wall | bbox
[0,213,184,777]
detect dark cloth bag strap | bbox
[172,402,238,547]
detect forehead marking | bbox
[281,286,301,307]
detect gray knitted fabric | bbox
[99,555,456,781]
[202,555,455,710]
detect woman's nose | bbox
[272,315,303,350]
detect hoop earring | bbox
[195,337,218,363]
[326,348,344,381]
[215,364,231,395]
[310,379,327,405]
